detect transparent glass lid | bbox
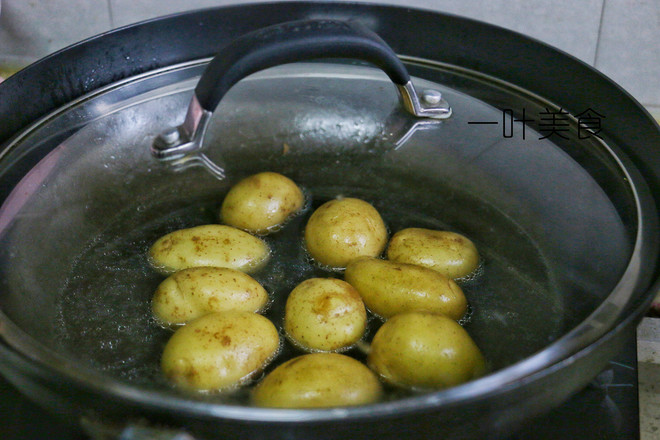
[0,59,639,406]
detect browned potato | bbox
[220,172,305,235]
[252,353,383,408]
[387,228,479,279]
[161,311,280,392]
[304,197,387,268]
[148,224,270,274]
[344,257,467,320]
[284,278,366,352]
[152,267,269,326]
[368,312,485,390]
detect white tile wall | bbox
[595,0,660,112]
[0,0,111,63]
[349,0,606,63]
[0,0,658,112]
[110,0,252,26]
[107,0,605,62]
[638,318,660,440]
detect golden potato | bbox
[387,228,479,279]
[161,311,280,392]
[152,267,269,326]
[220,172,305,235]
[344,257,467,320]
[368,312,485,390]
[252,353,383,408]
[284,278,366,352]
[304,197,387,268]
[148,224,270,274]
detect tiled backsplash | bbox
[0,0,658,116]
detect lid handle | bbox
[196,19,411,112]
[152,19,451,178]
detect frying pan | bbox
[0,2,659,439]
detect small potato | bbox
[149,224,270,274]
[387,228,479,279]
[161,311,280,392]
[304,198,387,268]
[220,172,305,235]
[344,257,467,320]
[252,353,383,408]
[284,278,366,352]
[368,312,485,390]
[152,267,269,326]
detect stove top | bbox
[0,327,639,440]
[510,325,639,440]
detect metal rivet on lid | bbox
[422,89,443,105]
[160,128,181,145]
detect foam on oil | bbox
[54,190,558,404]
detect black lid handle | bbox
[196,19,411,112]
[152,19,451,178]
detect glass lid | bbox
[0,54,643,410]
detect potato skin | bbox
[387,228,479,279]
[152,267,269,326]
[220,172,304,235]
[149,224,270,274]
[252,353,383,408]
[344,257,467,320]
[161,311,280,392]
[284,278,366,352]
[368,312,485,390]
[304,198,388,268]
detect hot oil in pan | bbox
[54,189,561,405]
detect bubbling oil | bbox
[54,190,559,405]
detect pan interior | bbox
[0,62,634,404]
